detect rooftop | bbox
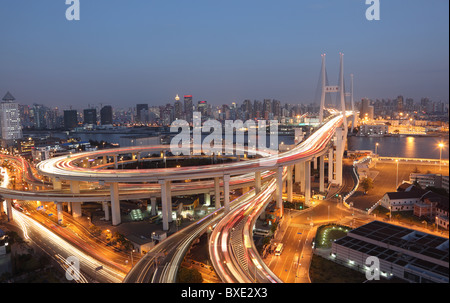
[334,221,449,281]
[2,91,15,102]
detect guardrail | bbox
[377,157,449,165]
[342,156,371,207]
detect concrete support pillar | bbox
[313,157,318,170]
[294,163,301,183]
[67,202,72,214]
[102,156,107,164]
[113,155,118,169]
[335,128,345,186]
[224,175,231,213]
[70,181,80,194]
[72,203,82,218]
[56,202,63,225]
[299,162,306,193]
[276,166,284,216]
[255,171,261,194]
[167,181,173,223]
[214,177,221,209]
[150,196,157,215]
[110,182,121,226]
[204,192,211,206]
[319,155,325,193]
[69,181,82,218]
[137,152,141,162]
[52,178,62,190]
[103,201,110,221]
[328,148,334,184]
[159,180,169,231]
[6,198,13,221]
[287,165,293,203]
[305,161,311,207]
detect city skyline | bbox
[0,1,448,108]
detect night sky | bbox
[0,0,448,109]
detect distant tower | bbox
[174,94,183,120]
[350,74,356,133]
[318,53,348,130]
[1,92,23,142]
[100,105,113,125]
[184,95,193,124]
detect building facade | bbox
[0,92,23,143]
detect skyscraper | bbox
[100,105,113,125]
[83,108,97,125]
[184,95,193,123]
[136,104,149,123]
[174,95,183,120]
[64,110,78,129]
[32,104,47,129]
[360,98,374,120]
[397,95,404,112]
[197,101,208,117]
[0,92,22,142]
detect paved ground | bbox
[348,162,447,211]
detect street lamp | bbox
[375,143,379,168]
[438,143,445,171]
[395,159,399,190]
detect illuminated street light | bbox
[438,142,445,171]
[395,159,399,191]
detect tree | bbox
[360,177,374,194]
[177,267,203,283]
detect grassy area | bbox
[309,255,366,283]
[314,224,351,249]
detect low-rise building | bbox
[358,124,389,137]
[380,191,422,212]
[331,221,449,283]
[410,173,443,189]
[442,176,449,193]
[413,191,449,226]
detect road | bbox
[123,189,257,283]
[12,207,124,283]
[348,162,447,211]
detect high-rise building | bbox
[360,98,374,120]
[83,108,97,125]
[32,104,47,129]
[420,98,431,113]
[184,95,193,123]
[405,98,414,112]
[0,92,23,141]
[253,100,262,119]
[272,99,281,118]
[136,104,149,123]
[197,101,208,117]
[64,110,78,129]
[397,95,404,112]
[100,105,113,125]
[174,95,184,120]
